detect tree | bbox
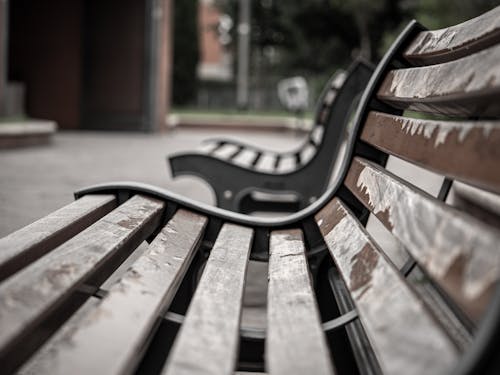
[172,0,199,106]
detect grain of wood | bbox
[0,194,116,280]
[316,199,458,375]
[266,229,335,375]
[0,195,164,361]
[345,157,500,320]
[361,111,500,193]
[378,44,500,117]
[15,209,207,375]
[404,6,500,65]
[162,223,253,375]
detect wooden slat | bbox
[18,209,207,375]
[255,152,276,173]
[276,154,297,174]
[17,297,101,374]
[361,111,500,193]
[378,44,500,117]
[197,141,221,154]
[345,157,500,320]
[448,181,500,228]
[0,195,164,364]
[299,144,316,165]
[310,125,324,145]
[267,229,335,375]
[0,195,116,281]
[315,199,458,375]
[323,89,337,106]
[404,6,500,65]
[213,143,241,160]
[232,148,258,167]
[163,223,253,375]
[331,70,347,89]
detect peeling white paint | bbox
[319,204,457,375]
[389,44,500,98]
[356,160,500,300]
[390,115,498,147]
[406,6,500,56]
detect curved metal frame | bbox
[75,20,500,375]
[168,60,374,212]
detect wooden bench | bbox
[168,60,373,213]
[1,8,500,374]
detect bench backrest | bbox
[289,60,373,177]
[315,6,500,374]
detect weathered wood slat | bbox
[404,6,500,65]
[213,143,241,160]
[378,44,500,117]
[316,198,458,375]
[0,195,117,281]
[255,153,276,173]
[0,195,164,364]
[162,223,253,375]
[448,181,500,228]
[17,297,101,374]
[276,154,297,174]
[299,144,316,165]
[267,229,335,375]
[17,209,207,375]
[232,148,258,167]
[345,157,500,320]
[361,111,500,193]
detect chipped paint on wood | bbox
[163,223,253,375]
[386,45,500,98]
[378,44,500,116]
[16,209,207,375]
[346,158,500,319]
[0,195,164,357]
[315,199,457,375]
[404,6,500,65]
[361,112,500,193]
[267,229,335,375]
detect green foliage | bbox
[172,0,200,106]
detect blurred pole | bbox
[236,0,250,110]
[0,0,8,115]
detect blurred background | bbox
[0,0,498,237]
[0,0,498,131]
